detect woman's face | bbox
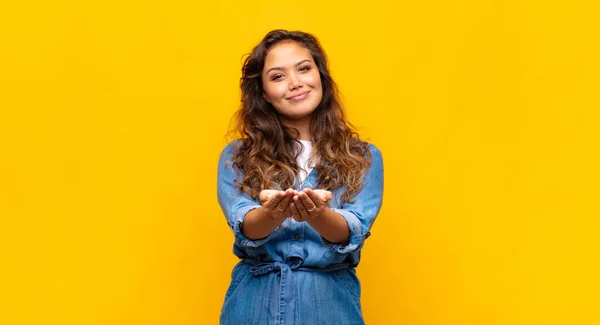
[261,41,323,125]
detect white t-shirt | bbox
[297,140,315,184]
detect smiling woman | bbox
[217,30,384,325]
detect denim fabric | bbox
[217,140,384,325]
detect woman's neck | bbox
[281,116,312,141]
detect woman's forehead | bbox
[264,42,313,70]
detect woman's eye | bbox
[272,74,283,81]
[299,66,311,72]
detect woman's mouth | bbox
[287,91,310,101]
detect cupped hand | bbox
[290,188,332,222]
[259,188,296,220]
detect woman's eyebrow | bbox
[266,59,312,74]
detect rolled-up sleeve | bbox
[322,144,384,254]
[217,141,271,247]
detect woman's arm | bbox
[218,142,287,247]
[306,207,350,245]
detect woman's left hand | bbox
[290,188,332,222]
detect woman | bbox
[217,29,384,325]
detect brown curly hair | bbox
[229,29,371,204]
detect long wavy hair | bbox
[229,29,371,204]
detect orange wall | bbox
[1,1,599,324]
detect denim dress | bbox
[217,141,384,325]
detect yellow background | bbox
[1,0,599,324]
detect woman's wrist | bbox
[242,207,287,240]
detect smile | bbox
[287,91,310,101]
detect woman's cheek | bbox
[270,84,287,99]
[307,73,320,87]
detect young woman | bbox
[217,29,384,325]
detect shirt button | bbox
[294,234,301,240]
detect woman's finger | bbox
[263,191,284,210]
[276,189,294,213]
[290,202,302,221]
[259,189,278,204]
[304,189,327,208]
[305,189,332,204]
[298,191,318,212]
[294,194,312,219]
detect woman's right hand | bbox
[259,188,296,220]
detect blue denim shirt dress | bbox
[217,140,384,325]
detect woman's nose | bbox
[288,73,303,90]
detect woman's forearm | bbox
[242,207,287,240]
[307,208,350,245]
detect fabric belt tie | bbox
[245,259,351,325]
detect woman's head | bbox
[239,29,340,139]
[231,30,371,204]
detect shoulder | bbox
[219,139,243,157]
[362,143,383,174]
[363,142,382,163]
[218,139,244,166]
[366,143,381,156]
